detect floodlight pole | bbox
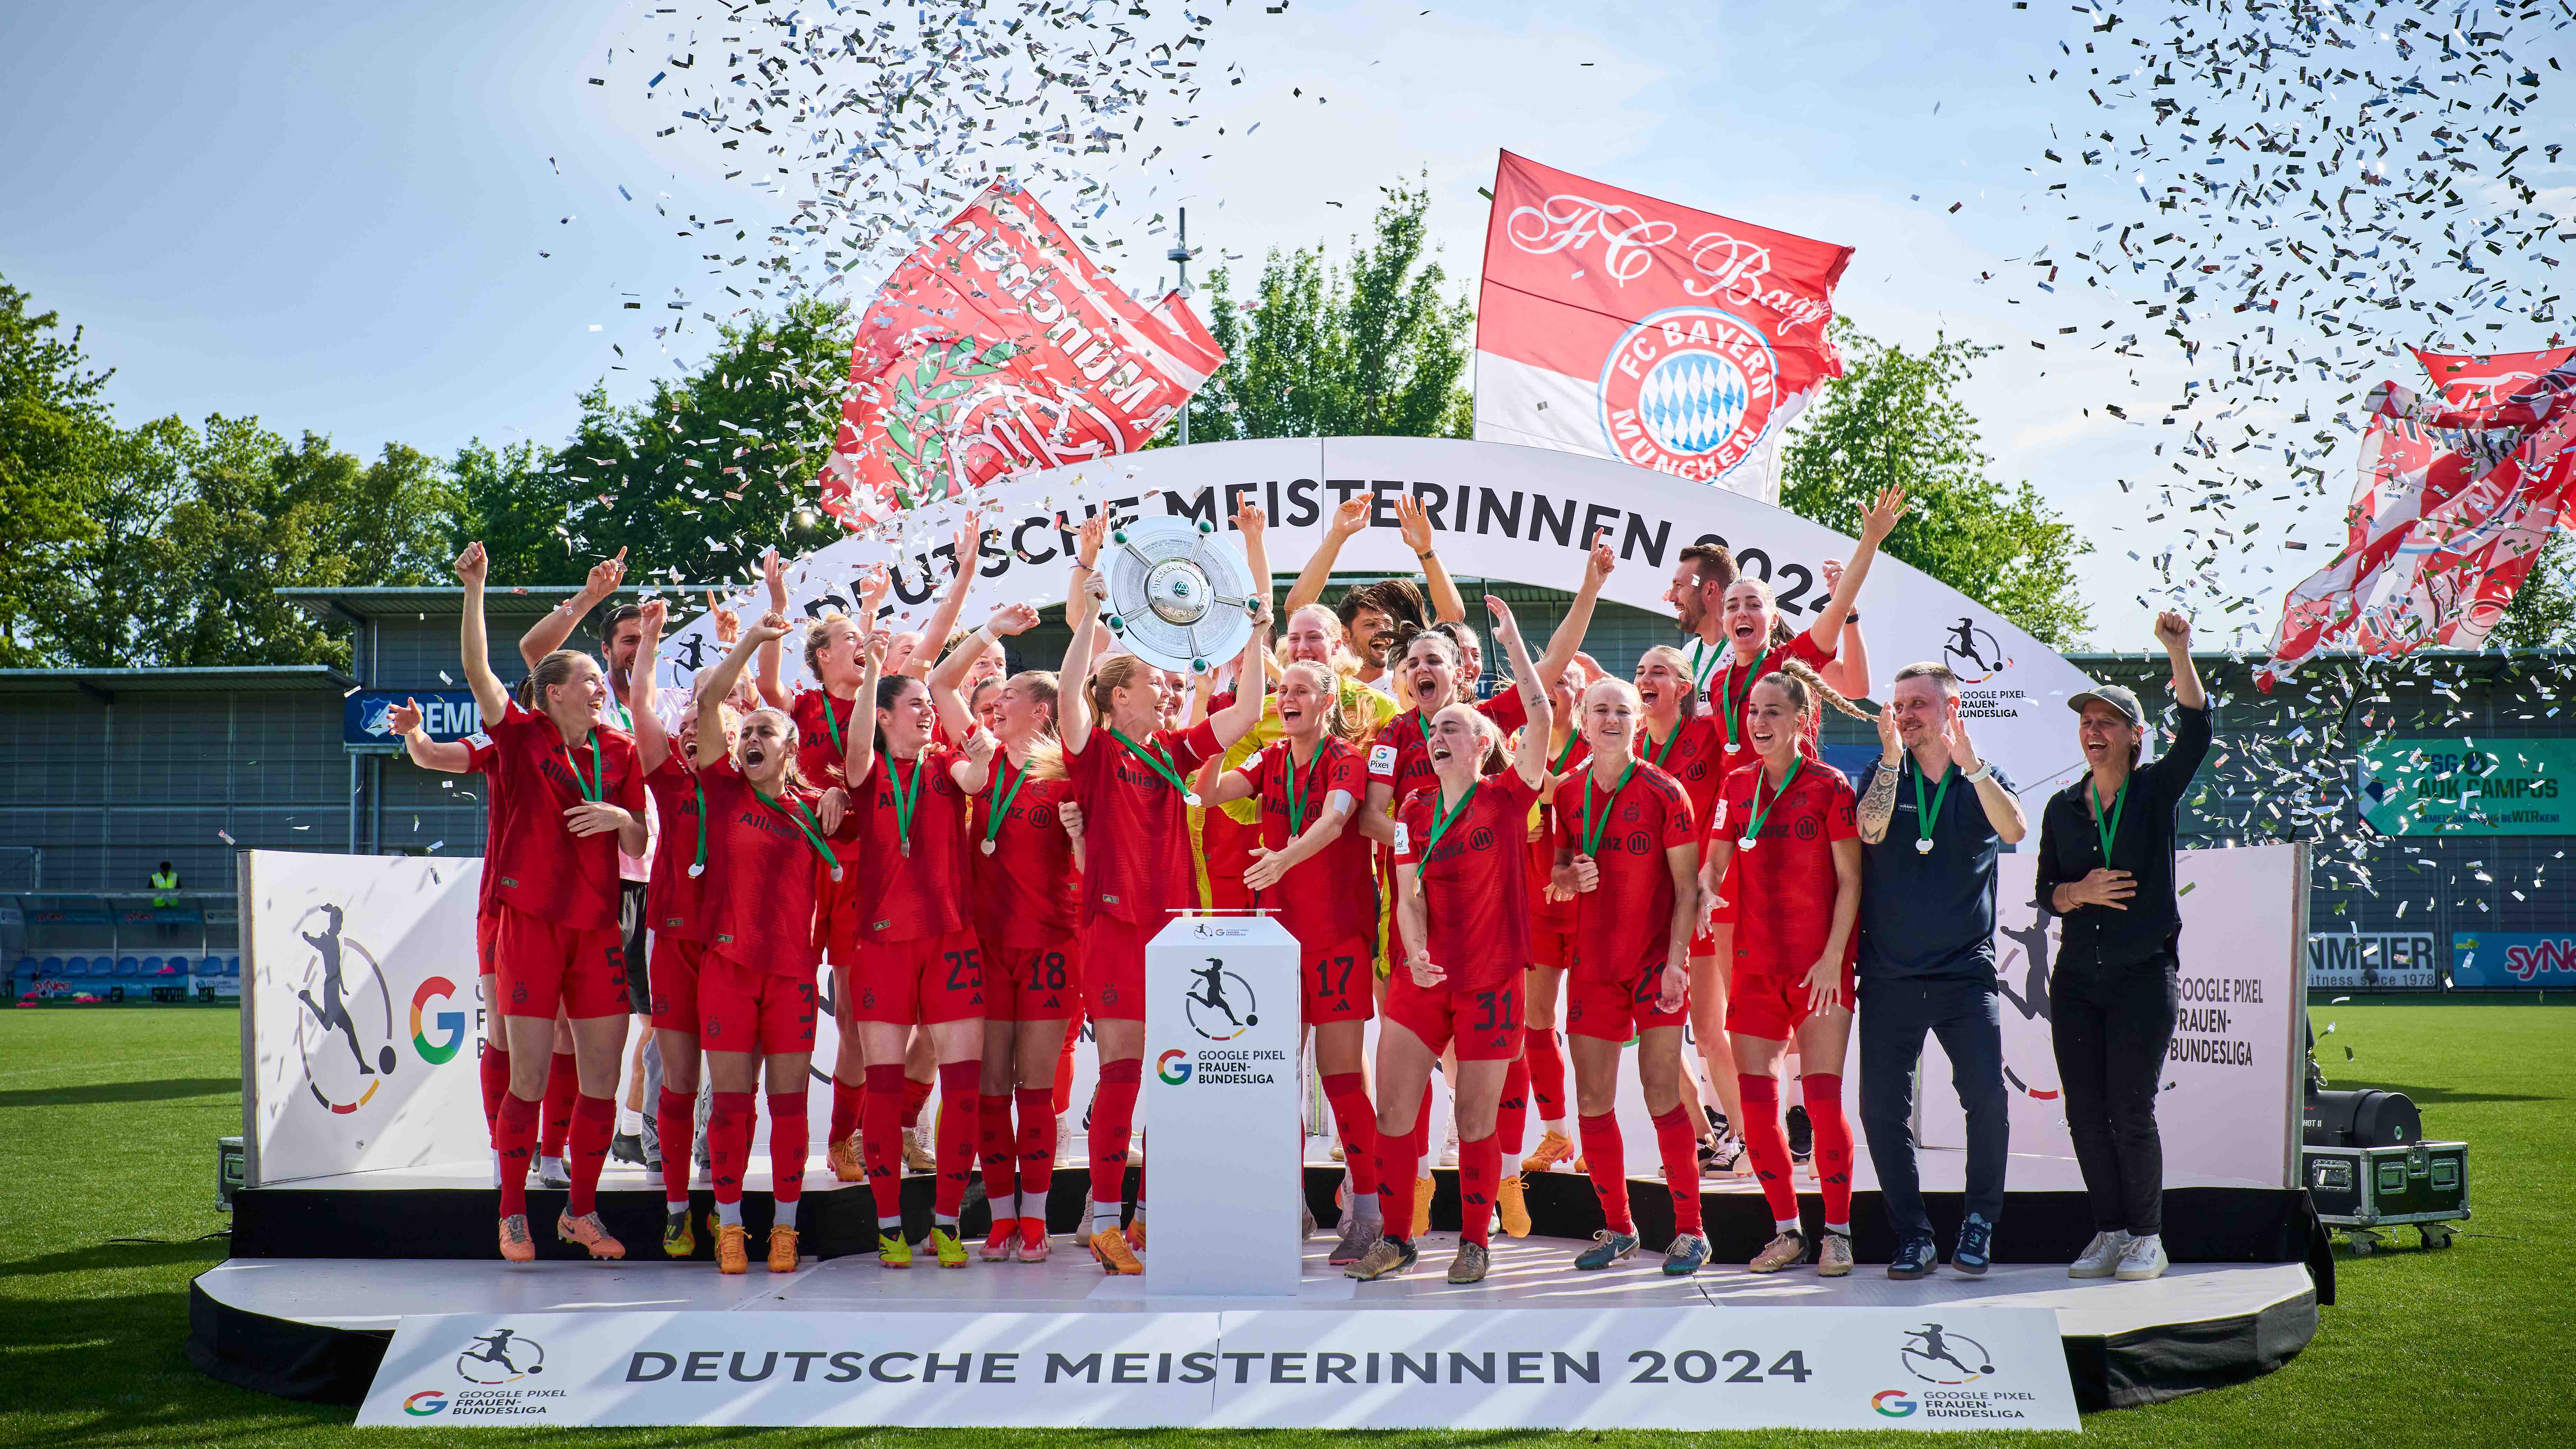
[1168,208,1198,447]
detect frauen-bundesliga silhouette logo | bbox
[288,904,401,1114]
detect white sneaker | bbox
[1439,1118,1460,1169]
[2069,1229,2131,1278]
[2114,1233,2169,1281]
[537,1154,572,1190]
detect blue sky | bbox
[4,0,2565,647]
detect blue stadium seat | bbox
[226,956,242,977]
[58,956,86,978]
[116,956,141,978]
[40,956,63,979]
[142,955,163,976]
[14,957,33,984]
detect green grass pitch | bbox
[1,1001,2568,1447]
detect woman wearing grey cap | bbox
[2032,611,2208,1283]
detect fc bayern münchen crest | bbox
[1597,305,1781,482]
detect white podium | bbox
[1143,913,1302,1296]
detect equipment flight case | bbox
[2300,1085,2469,1253]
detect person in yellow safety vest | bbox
[149,862,181,908]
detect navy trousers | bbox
[1858,974,2010,1241]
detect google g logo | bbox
[411,977,467,1065]
[1156,1049,1192,1085]
[1871,1390,1917,1418]
[404,1390,449,1416]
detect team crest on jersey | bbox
[1597,306,1780,482]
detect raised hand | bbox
[713,603,741,647]
[1326,495,1369,540]
[1875,699,1903,763]
[637,597,669,634]
[453,541,489,586]
[1946,713,1982,775]
[2154,610,2193,651]
[857,562,892,614]
[389,698,425,735]
[1583,527,1616,589]
[744,610,791,646]
[1821,557,1844,594]
[1234,501,1267,538]
[761,546,786,605]
[1076,512,1109,569]
[1860,484,1910,544]
[1395,493,1435,554]
[582,548,629,599]
[954,510,983,574]
[987,602,1040,636]
[1485,594,1525,648]
[959,725,997,767]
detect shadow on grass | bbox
[0,1077,239,1109]
[0,1235,229,1283]
[0,1283,348,1443]
[2323,1080,2560,1106]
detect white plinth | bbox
[1144,913,1302,1297]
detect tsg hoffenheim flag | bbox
[1472,152,1853,504]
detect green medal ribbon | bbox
[753,786,842,880]
[1738,756,1803,851]
[1281,740,1328,836]
[1645,720,1684,769]
[1551,731,1582,771]
[1687,638,1724,696]
[1106,727,1196,804]
[981,753,1029,856]
[2091,779,2127,866]
[563,733,605,803]
[886,752,928,856]
[1715,646,1774,754]
[686,773,710,878]
[1415,778,1481,878]
[1578,758,1640,858]
[819,690,849,755]
[1909,755,1954,856]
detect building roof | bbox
[275,585,737,624]
[0,665,359,698]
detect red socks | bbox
[1015,1086,1056,1218]
[1090,1058,1142,1211]
[1320,1072,1379,1196]
[1802,1073,1853,1228]
[1738,1072,1796,1222]
[1457,1133,1501,1246]
[1652,1104,1704,1236]
[934,1062,980,1220]
[1052,1018,1079,1116]
[901,1074,934,1132]
[567,1093,616,1217]
[1524,1024,1567,1123]
[769,1090,809,1206]
[829,1076,863,1146]
[541,1051,578,1158]
[1497,1056,1531,1158]
[656,1087,693,1205]
[1373,1136,1418,1243]
[979,1089,1019,1218]
[861,1064,905,1221]
[479,1043,510,1143]
[1579,1111,1632,1234]
[495,1092,539,1219]
[708,1090,755,1206]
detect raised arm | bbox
[1856,708,1902,845]
[1283,496,1367,617]
[521,549,626,670]
[930,602,1038,742]
[755,548,791,710]
[2158,610,2206,713]
[392,698,474,773]
[629,599,674,774]
[907,512,985,680]
[1397,493,1466,625]
[1057,515,1110,753]
[1208,616,1273,750]
[692,609,783,770]
[1533,530,1615,688]
[454,543,510,724]
[1489,596,1553,793]
[1808,485,1907,651]
[844,632,886,788]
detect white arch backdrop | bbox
[655,435,2106,803]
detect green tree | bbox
[1179,179,1475,443]
[0,277,112,665]
[450,435,578,585]
[1779,322,2093,649]
[2490,528,2575,651]
[26,414,191,667]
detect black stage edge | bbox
[187,1280,389,1405]
[2061,1282,2320,1412]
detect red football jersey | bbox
[788,686,864,794]
[1703,632,1835,759]
[971,756,1080,947]
[1550,759,1697,984]
[465,733,506,918]
[643,755,718,942]
[699,756,859,976]
[1712,759,1859,977]
[480,701,645,933]
[1238,735,1375,949]
[1367,690,1530,804]
[1393,770,1542,992]
[1637,714,1728,831]
[1067,720,1221,927]
[852,746,975,945]
[1526,732,1589,932]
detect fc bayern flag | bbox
[1472,151,1853,503]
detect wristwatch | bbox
[1963,760,1994,783]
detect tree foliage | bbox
[1780,321,2094,650]
[0,280,112,666]
[1179,179,1475,443]
[2490,527,2574,651]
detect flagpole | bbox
[1169,207,1199,447]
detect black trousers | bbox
[2048,956,2179,1236]
[1858,975,2009,1239]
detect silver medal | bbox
[829,865,845,882]
[686,863,705,879]
[899,840,911,858]
[1737,835,1756,852]
[981,839,996,856]
[1915,837,1935,855]
[1725,741,1740,754]
[1184,792,1202,809]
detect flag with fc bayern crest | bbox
[1472,151,1853,505]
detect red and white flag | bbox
[2372,402,2576,652]
[1472,151,1853,503]
[815,183,1225,527]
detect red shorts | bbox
[852,928,984,1025]
[818,854,865,967]
[476,912,499,978]
[1565,967,1688,1043]
[1298,935,1376,1025]
[1529,924,1576,970]
[980,933,1084,1023]
[648,935,709,1036]
[1383,974,1522,1061]
[492,905,627,1020]
[1082,914,1153,1021]
[698,950,819,1054]
[1724,962,1855,1040]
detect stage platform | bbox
[190,1237,2320,1414]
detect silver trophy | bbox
[1095,515,1260,674]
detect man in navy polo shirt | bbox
[1854,662,2027,1279]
